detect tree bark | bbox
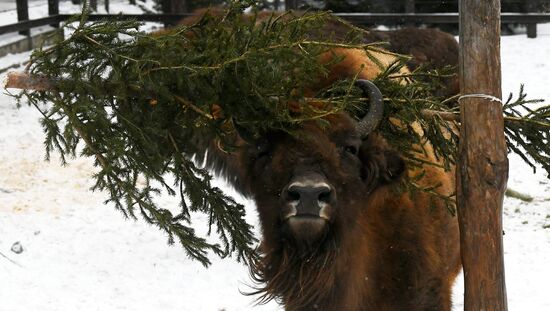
[4,72,54,91]
[458,1,509,311]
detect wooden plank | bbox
[526,0,539,38]
[405,0,415,13]
[333,12,550,24]
[0,28,61,59]
[48,0,60,28]
[0,16,62,35]
[405,0,415,26]
[3,12,550,38]
[458,1,508,310]
[16,0,29,36]
[161,0,189,27]
[48,0,59,15]
[90,0,98,12]
[285,0,299,10]
[62,12,550,24]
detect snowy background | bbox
[1,1,550,310]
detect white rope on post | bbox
[458,93,503,104]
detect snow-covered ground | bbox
[1,2,550,310]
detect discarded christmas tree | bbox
[5,1,550,266]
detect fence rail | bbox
[2,0,550,38]
[3,12,550,36]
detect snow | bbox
[1,2,550,310]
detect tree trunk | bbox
[458,1,509,311]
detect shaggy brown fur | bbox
[178,9,461,311]
[365,28,460,97]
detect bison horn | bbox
[355,79,384,138]
[233,118,257,144]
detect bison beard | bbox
[248,234,339,310]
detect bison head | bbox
[233,80,405,250]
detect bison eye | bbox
[251,140,271,160]
[343,145,358,156]
[256,142,270,156]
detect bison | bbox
[183,10,462,311]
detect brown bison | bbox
[205,53,460,310]
[183,10,461,311]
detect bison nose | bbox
[282,180,335,219]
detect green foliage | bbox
[503,86,550,176]
[14,2,378,266]
[13,0,550,265]
[371,61,460,214]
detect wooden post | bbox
[161,0,187,27]
[526,0,538,38]
[405,0,415,13]
[162,0,173,28]
[285,0,298,10]
[405,0,415,27]
[16,0,30,36]
[48,0,60,28]
[458,1,509,311]
[105,0,110,13]
[90,0,98,12]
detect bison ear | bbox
[378,150,405,184]
[359,136,405,186]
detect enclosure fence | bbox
[2,0,550,39]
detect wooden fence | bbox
[3,0,550,38]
